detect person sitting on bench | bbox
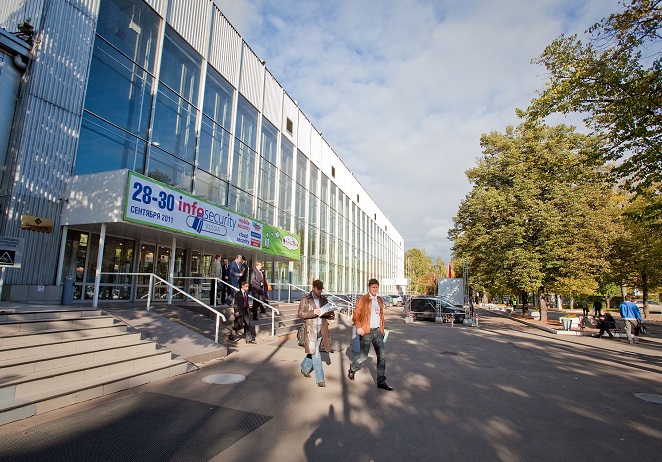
[592,309,615,338]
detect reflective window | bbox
[151,27,201,163]
[198,67,233,179]
[231,141,256,194]
[235,96,258,149]
[76,0,159,175]
[281,138,294,177]
[76,114,146,174]
[309,163,319,197]
[228,186,254,216]
[295,150,307,186]
[195,170,228,206]
[147,147,193,191]
[261,118,278,165]
[278,172,292,229]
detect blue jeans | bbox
[301,337,324,383]
[350,328,386,382]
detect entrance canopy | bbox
[61,169,300,264]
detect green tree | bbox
[405,249,445,295]
[525,0,662,193]
[449,121,617,321]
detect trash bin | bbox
[61,277,74,306]
[351,326,361,353]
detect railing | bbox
[97,272,227,343]
[145,275,281,338]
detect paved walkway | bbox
[1,303,661,461]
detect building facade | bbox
[0,0,405,303]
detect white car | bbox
[389,295,403,306]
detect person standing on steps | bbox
[347,278,394,391]
[210,254,222,305]
[250,261,266,320]
[221,257,231,305]
[231,280,254,344]
[298,279,334,388]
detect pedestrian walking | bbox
[347,278,394,391]
[231,280,255,344]
[298,279,333,388]
[619,295,642,344]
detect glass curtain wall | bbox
[229,95,258,216]
[75,0,159,175]
[149,26,201,191]
[257,118,278,224]
[278,138,294,230]
[196,66,234,205]
[307,163,319,284]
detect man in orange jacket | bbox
[347,278,394,391]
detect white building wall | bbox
[166,0,211,57]
[208,6,241,88]
[239,43,264,110]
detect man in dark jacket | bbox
[230,280,254,343]
[221,257,231,305]
[298,279,334,388]
[250,261,266,319]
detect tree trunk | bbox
[539,288,548,322]
[621,284,627,299]
[569,296,574,310]
[642,271,649,319]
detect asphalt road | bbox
[1,306,660,461]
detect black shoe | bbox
[377,382,394,391]
[301,369,311,378]
[317,381,326,387]
[347,368,355,381]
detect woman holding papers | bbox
[298,279,334,388]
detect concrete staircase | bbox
[0,307,195,426]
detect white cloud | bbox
[215,0,619,262]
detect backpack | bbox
[297,324,305,347]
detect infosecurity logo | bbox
[282,235,299,251]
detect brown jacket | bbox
[352,294,385,335]
[298,292,333,354]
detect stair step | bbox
[0,349,176,398]
[0,315,118,334]
[0,309,103,323]
[0,332,143,361]
[0,340,156,377]
[0,324,129,347]
[0,358,194,426]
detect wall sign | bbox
[123,172,299,259]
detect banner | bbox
[261,224,301,260]
[123,172,299,259]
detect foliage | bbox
[405,249,446,295]
[525,0,662,194]
[449,121,619,319]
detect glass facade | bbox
[68,0,403,297]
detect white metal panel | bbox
[208,6,241,88]
[143,0,167,17]
[239,42,264,110]
[0,0,45,31]
[297,112,311,155]
[62,170,129,225]
[281,92,297,142]
[166,0,211,58]
[28,1,99,115]
[262,70,282,127]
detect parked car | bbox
[380,295,393,306]
[409,296,460,321]
[436,295,464,307]
[389,295,404,306]
[636,300,661,313]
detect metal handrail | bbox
[171,276,281,337]
[97,272,227,343]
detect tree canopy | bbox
[449,122,618,319]
[525,0,662,193]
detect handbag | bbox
[297,324,305,347]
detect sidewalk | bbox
[1,303,661,461]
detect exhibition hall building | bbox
[0,0,405,303]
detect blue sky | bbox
[216,0,619,263]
